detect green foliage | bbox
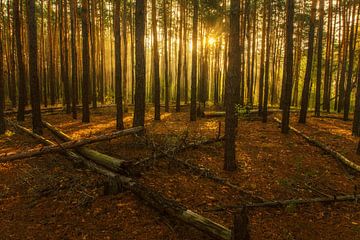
[235,104,252,117]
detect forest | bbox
[0,0,359,239]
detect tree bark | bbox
[190,0,198,121]
[27,0,42,134]
[224,0,241,171]
[299,0,317,124]
[315,0,324,117]
[81,0,90,123]
[114,0,124,130]
[152,0,161,120]
[133,0,146,127]
[281,0,295,133]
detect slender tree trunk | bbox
[190,0,198,121]
[183,3,188,105]
[122,0,128,112]
[163,0,170,112]
[48,0,55,106]
[133,0,146,127]
[152,0,160,120]
[0,0,4,134]
[299,0,317,124]
[90,0,97,108]
[338,6,349,113]
[14,0,26,121]
[323,0,333,112]
[70,0,77,119]
[176,1,184,112]
[281,0,295,134]
[315,0,324,117]
[114,0,124,130]
[352,54,360,136]
[343,3,357,121]
[81,0,90,123]
[27,0,42,134]
[224,0,240,171]
[258,3,266,115]
[262,0,271,123]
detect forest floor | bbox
[0,106,359,240]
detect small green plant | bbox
[235,103,252,116]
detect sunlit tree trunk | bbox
[0,0,4,134]
[262,0,271,123]
[258,3,266,115]
[176,0,184,112]
[163,0,170,112]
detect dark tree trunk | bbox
[152,0,160,120]
[48,0,55,106]
[315,0,324,117]
[224,0,240,171]
[343,3,357,121]
[70,0,77,119]
[299,0,317,124]
[0,7,4,135]
[122,0,128,112]
[323,0,333,112]
[352,55,360,136]
[59,0,71,114]
[338,6,349,113]
[133,0,146,127]
[90,0,97,109]
[114,0,124,130]
[258,3,266,115]
[176,1,184,112]
[163,0,170,112]
[190,0,198,121]
[14,0,27,121]
[27,0,43,134]
[81,0,90,123]
[281,0,295,134]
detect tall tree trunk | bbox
[14,0,27,121]
[281,0,295,134]
[152,0,160,120]
[262,0,271,123]
[81,0,90,123]
[70,0,77,119]
[122,0,128,112]
[343,3,357,121]
[299,0,317,124]
[27,0,42,134]
[59,0,71,114]
[183,3,188,105]
[176,1,184,112]
[224,0,240,171]
[48,0,55,106]
[315,0,324,117]
[258,3,266,115]
[114,0,124,130]
[163,0,170,112]
[352,55,360,136]
[190,0,198,121]
[0,0,4,134]
[323,0,333,112]
[133,0,146,127]
[338,6,349,113]
[90,0,97,108]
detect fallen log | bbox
[42,121,132,173]
[5,119,117,177]
[0,125,144,164]
[207,194,360,211]
[41,122,235,239]
[274,117,360,173]
[111,174,232,240]
[203,109,299,119]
